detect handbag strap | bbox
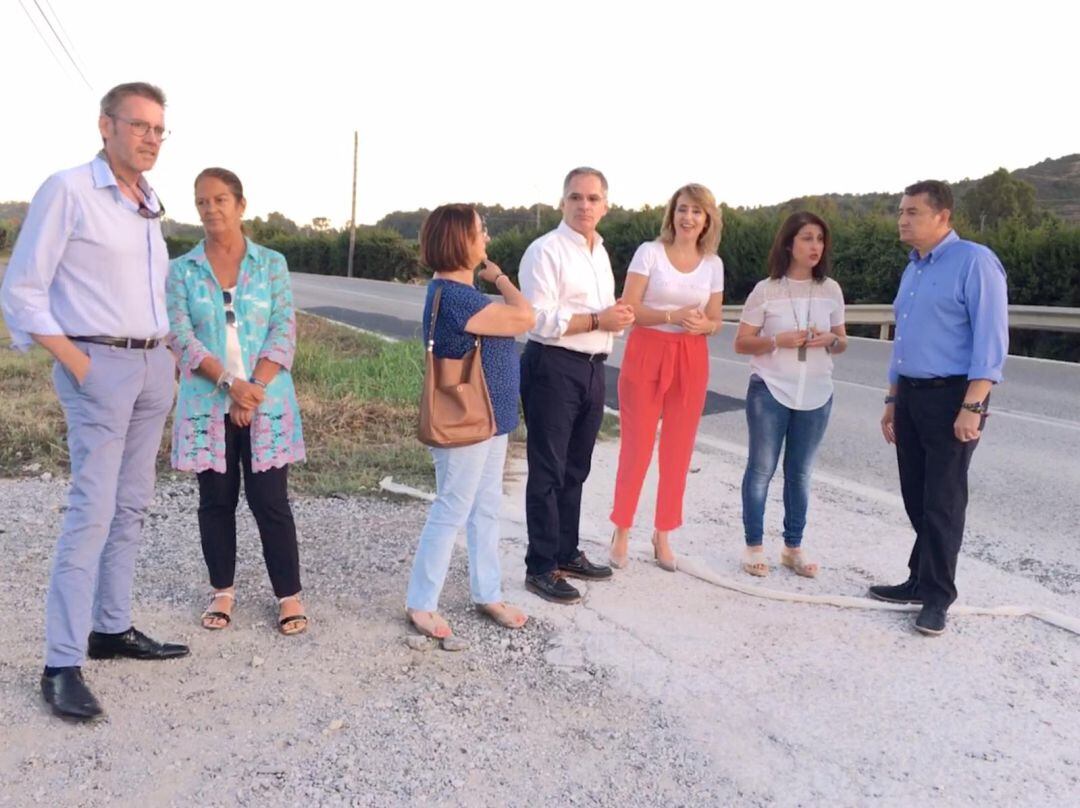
[427,285,443,349]
[426,282,479,352]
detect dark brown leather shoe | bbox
[525,572,582,604]
[87,627,190,661]
[41,667,103,721]
[558,552,613,580]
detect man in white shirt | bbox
[518,167,635,603]
[1,82,188,722]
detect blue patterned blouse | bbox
[167,239,305,473]
[422,279,519,436]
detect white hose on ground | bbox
[675,556,1080,636]
[380,479,1080,637]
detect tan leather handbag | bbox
[417,285,496,448]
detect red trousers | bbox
[610,327,709,531]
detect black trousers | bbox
[894,376,986,609]
[521,342,606,575]
[196,416,301,598]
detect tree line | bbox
[156,169,1080,361]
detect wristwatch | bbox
[960,401,989,415]
[884,394,897,405]
[217,371,236,392]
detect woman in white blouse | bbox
[733,212,847,577]
[609,184,725,571]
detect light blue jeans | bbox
[406,434,508,611]
[741,376,832,548]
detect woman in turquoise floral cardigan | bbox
[167,167,307,636]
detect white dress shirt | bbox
[627,241,724,333]
[1,154,168,351]
[740,277,846,410]
[518,220,616,356]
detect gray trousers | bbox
[46,342,174,667]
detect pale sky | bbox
[1,0,1077,228]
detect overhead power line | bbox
[16,0,71,79]
[41,0,93,79]
[28,0,94,90]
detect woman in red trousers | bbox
[609,183,724,571]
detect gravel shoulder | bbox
[2,432,1078,807]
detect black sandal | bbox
[277,595,308,636]
[201,591,235,630]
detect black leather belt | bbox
[69,335,162,350]
[898,374,967,389]
[533,342,608,364]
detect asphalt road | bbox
[290,272,1080,599]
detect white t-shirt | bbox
[740,277,845,410]
[626,241,725,333]
[223,286,247,379]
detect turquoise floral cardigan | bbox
[166,239,305,473]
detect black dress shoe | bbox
[868,579,922,604]
[525,572,582,604]
[558,552,613,580]
[41,668,103,721]
[87,627,190,661]
[915,605,948,636]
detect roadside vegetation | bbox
[0,314,434,494]
[0,312,616,493]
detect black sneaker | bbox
[915,604,947,636]
[868,579,922,604]
[525,572,582,604]
[558,552,613,580]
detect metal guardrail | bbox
[722,304,1080,339]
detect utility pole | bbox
[347,130,358,278]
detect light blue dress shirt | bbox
[888,230,1009,385]
[1,154,168,350]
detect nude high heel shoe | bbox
[609,530,629,569]
[652,531,677,573]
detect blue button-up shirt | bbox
[1,154,168,351]
[888,230,1009,385]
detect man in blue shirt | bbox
[871,180,1009,635]
[1,82,189,721]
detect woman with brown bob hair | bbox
[609,183,725,571]
[733,211,848,578]
[404,204,536,644]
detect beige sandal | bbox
[201,590,235,630]
[780,547,819,578]
[742,547,769,577]
[476,602,528,630]
[278,595,309,636]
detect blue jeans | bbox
[406,434,508,611]
[741,377,832,548]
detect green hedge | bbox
[166,209,1080,361]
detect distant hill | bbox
[4,155,1079,230]
[762,154,1080,223]
[1012,154,1080,222]
[0,201,29,221]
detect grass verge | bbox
[0,310,615,495]
[0,313,434,496]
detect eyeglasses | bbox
[108,114,171,141]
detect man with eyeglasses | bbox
[518,167,636,604]
[1,81,187,722]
